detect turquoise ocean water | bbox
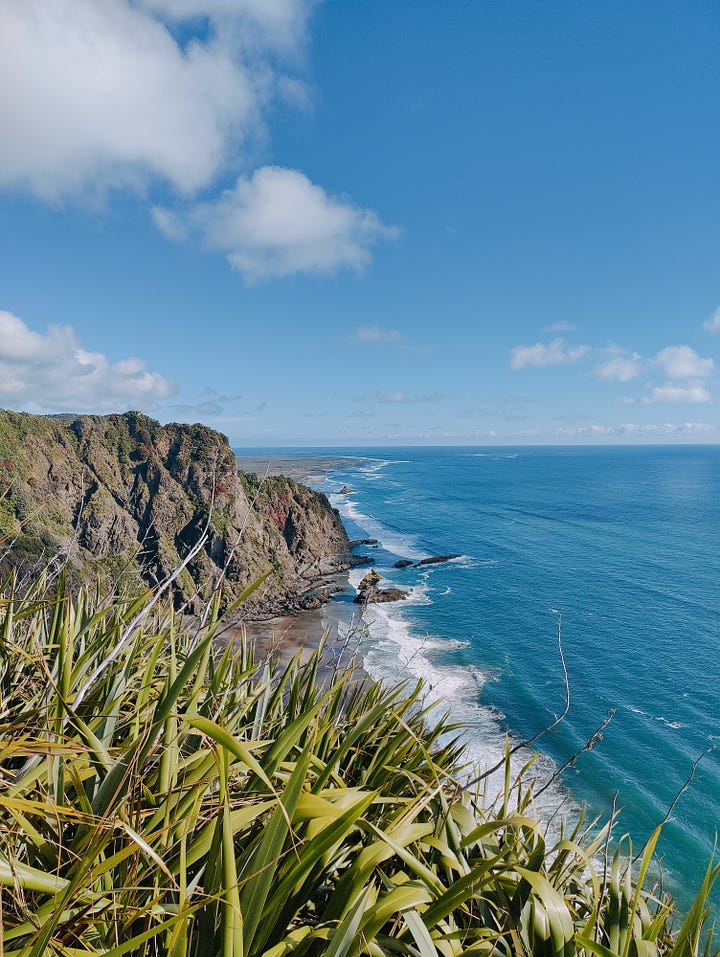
[246,446,720,910]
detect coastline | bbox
[234,452,368,486]
[245,445,720,917]
[231,449,581,827]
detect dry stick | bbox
[661,744,716,829]
[533,708,615,801]
[70,504,216,713]
[598,791,619,942]
[176,451,273,637]
[196,456,274,633]
[629,744,717,872]
[172,449,226,622]
[54,465,87,577]
[464,610,571,791]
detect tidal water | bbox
[243,445,720,911]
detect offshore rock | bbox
[0,410,354,617]
[415,554,462,567]
[353,568,408,604]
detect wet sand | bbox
[234,606,328,665]
[214,603,363,679]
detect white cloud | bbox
[355,325,403,343]
[0,0,311,199]
[140,0,314,51]
[543,321,575,333]
[595,352,643,382]
[0,310,176,412]
[556,422,712,437]
[654,345,714,380]
[642,382,711,404]
[360,389,444,404]
[155,166,399,281]
[510,337,589,370]
[0,2,400,284]
[704,308,720,334]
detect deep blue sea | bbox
[246,445,720,911]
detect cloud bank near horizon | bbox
[0,310,176,413]
[511,336,716,405]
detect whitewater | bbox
[309,445,720,913]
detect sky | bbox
[2,0,720,446]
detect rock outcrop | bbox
[415,554,462,567]
[394,555,461,569]
[0,410,355,617]
[353,569,408,604]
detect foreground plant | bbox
[0,573,716,955]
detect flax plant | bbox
[0,571,716,956]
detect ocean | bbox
[243,445,720,912]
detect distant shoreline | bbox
[233,452,369,487]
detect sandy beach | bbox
[215,603,365,683]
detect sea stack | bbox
[354,568,409,604]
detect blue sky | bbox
[2,0,720,445]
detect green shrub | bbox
[0,573,715,956]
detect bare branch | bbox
[464,610,570,790]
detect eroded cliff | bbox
[0,410,352,616]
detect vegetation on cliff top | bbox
[0,569,716,956]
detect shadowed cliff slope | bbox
[0,410,351,615]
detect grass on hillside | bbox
[0,570,716,956]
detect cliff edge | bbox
[0,410,352,616]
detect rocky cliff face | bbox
[0,410,352,616]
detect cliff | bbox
[0,410,353,616]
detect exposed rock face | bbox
[0,410,354,617]
[353,569,408,605]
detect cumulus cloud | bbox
[595,352,643,382]
[355,325,403,344]
[510,337,589,370]
[140,0,315,51]
[642,383,711,404]
[0,310,176,412]
[654,345,714,380]
[0,2,401,283]
[155,166,398,281]
[704,308,720,334]
[0,0,312,200]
